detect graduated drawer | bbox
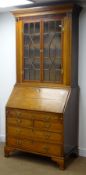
[7,137,63,157]
[6,108,63,122]
[34,130,63,143]
[7,126,63,143]
[7,117,63,132]
[34,120,63,132]
[7,126,33,140]
[7,117,33,128]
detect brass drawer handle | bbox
[45,133,50,139]
[16,118,22,124]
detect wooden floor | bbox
[0,143,86,175]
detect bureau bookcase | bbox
[4,3,81,170]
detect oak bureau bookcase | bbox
[4,3,81,170]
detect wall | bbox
[0,9,86,156]
[0,13,16,141]
[78,8,86,156]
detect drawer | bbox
[34,130,63,143]
[34,120,63,132]
[6,108,63,122]
[7,117,33,129]
[7,137,63,157]
[7,126,63,143]
[6,109,32,119]
[7,127,33,140]
[7,117,63,132]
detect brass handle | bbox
[16,118,22,124]
[45,132,50,139]
[60,117,63,120]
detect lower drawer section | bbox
[7,138,63,157]
[7,126,63,143]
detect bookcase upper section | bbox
[12,3,81,87]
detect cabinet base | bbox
[51,157,65,170]
[4,145,65,169]
[4,145,78,170]
[4,146,15,157]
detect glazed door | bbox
[24,21,41,81]
[16,16,71,85]
[43,20,63,82]
[23,19,63,83]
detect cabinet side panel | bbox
[64,87,79,155]
[71,12,79,87]
[63,15,72,86]
[16,20,23,83]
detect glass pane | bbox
[24,47,28,57]
[29,48,34,58]
[34,35,40,46]
[44,22,48,33]
[44,69,49,81]
[24,69,30,80]
[55,33,61,58]
[44,48,48,57]
[24,23,29,34]
[44,34,49,45]
[24,35,30,46]
[56,21,62,32]
[24,57,28,67]
[55,69,61,81]
[49,21,56,33]
[24,22,40,81]
[35,23,40,33]
[43,20,62,82]
[50,48,55,58]
[35,48,40,57]
[30,23,34,34]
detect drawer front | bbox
[34,120,63,132]
[6,108,63,122]
[7,137,63,157]
[7,126,63,143]
[7,117,33,129]
[34,130,63,143]
[7,127,33,140]
[7,117,63,133]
